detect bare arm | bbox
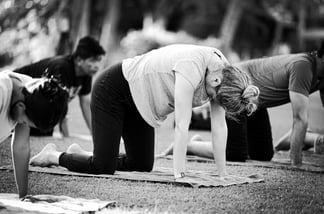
[210,100,227,176]
[59,117,69,137]
[173,73,194,178]
[320,88,324,108]
[289,91,309,166]
[79,94,92,134]
[11,123,30,198]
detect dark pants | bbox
[30,127,53,136]
[226,108,274,161]
[59,63,155,174]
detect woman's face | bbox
[205,69,222,100]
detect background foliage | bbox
[0,0,324,68]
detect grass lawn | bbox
[0,92,323,213]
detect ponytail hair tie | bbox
[246,103,258,116]
[242,85,260,99]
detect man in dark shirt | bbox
[14,36,105,137]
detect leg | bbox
[226,116,249,162]
[155,134,205,158]
[66,143,92,156]
[155,143,174,158]
[275,129,320,151]
[314,135,324,154]
[59,63,126,174]
[118,105,155,172]
[247,108,274,161]
[186,140,214,158]
[29,127,54,136]
[274,129,292,151]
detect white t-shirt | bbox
[0,72,32,143]
[122,44,229,127]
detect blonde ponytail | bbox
[242,85,259,116]
[242,85,260,99]
[215,66,259,120]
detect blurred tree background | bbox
[0,0,324,69]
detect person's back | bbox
[122,44,229,127]
[13,55,78,87]
[235,53,316,108]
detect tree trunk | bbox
[78,0,91,39]
[69,0,91,50]
[219,0,245,57]
[297,0,306,51]
[55,0,72,55]
[99,0,120,67]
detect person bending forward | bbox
[30,44,259,181]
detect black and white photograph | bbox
[0,0,323,213]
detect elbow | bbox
[174,121,189,134]
[293,114,308,128]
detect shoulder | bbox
[0,73,13,105]
[0,72,12,85]
[48,55,73,68]
[289,54,313,73]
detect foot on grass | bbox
[29,143,57,167]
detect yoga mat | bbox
[0,193,115,214]
[30,136,94,155]
[0,165,264,188]
[158,151,324,173]
[26,137,324,173]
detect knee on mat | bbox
[226,155,247,162]
[226,150,248,162]
[249,151,274,161]
[131,162,154,172]
[93,161,116,175]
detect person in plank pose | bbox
[0,71,68,198]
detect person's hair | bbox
[22,78,69,130]
[72,36,105,59]
[317,40,324,58]
[215,65,259,120]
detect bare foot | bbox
[66,143,92,156]
[66,143,83,153]
[190,134,203,142]
[29,143,58,167]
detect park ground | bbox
[0,91,323,213]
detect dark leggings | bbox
[226,108,274,161]
[59,63,155,174]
